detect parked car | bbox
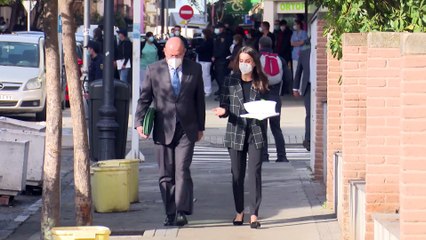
[0,34,48,121]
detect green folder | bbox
[142,107,155,135]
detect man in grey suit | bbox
[293,46,311,151]
[135,37,206,226]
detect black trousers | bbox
[263,84,287,160]
[156,124,195,216]
[304,83,311,141]
[214,59,230,94]
[228,133,263,216]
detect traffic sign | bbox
[179,5,194,20]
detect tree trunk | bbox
[60,0,93,226]
[41,0,62,239]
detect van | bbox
[0,34,47,121]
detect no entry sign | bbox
[179,5,194,20]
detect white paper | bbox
[241,112,279,120]
[116,59,131,70]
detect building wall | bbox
[327,32,426,240]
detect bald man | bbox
[135,37,206,227]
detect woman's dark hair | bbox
[233,46,268,93]
[93,28,103,41]
[202,28,213,39]
[233,34,243,45]
[294,20,303,30]
[146,31,153,38]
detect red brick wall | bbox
[326,48,342,209]
[340,33,368,239]
[400,33,426,240]
[365,33,402,240]
[314,18,328,180]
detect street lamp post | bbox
[97,0,118,160]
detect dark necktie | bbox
[171,69,180,96]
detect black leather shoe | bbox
[176,212,188,227]
[276,156,289,163]
[163,214,175,226]
[303,140,311,151]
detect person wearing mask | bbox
[244,28,257,49]
[135,37,205,227]
[273,19,280,38]
[212,46,269,229]
[116,28,133,82]
[212,22,233,100]
[86,41,103,82]
[256,21,275,51]
[173,25,189,49]
[195,29,214,96]
[229,34,243,70]
[258,36,291,162]
[276,20,293,95]
[140,32,163,89]
[290,20,308,78]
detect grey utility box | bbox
[0,128,45,187]
[0,139,29,196]
[0,116,46,132]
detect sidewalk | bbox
[4,96,340,240]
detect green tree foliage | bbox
[313,0,426,59]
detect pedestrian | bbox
[212,46,269,229]
[290,20,308,78]
[244,28,257,49]
[256,21,275,51]
[212,22,232,100]
[258,36,291,162]
[86,41,103,82]
[116,28,132,83]
[93,27,104,53]
[228,34,243,70]
[173,25,189,49]
[195,28,214,96]
[140,32,163,90]
[135,37,206,227]
[276,20,293,95]
[293,47,311,151]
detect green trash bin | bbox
[89,80,130,161]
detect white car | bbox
[0,34,47,121]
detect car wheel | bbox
[36,105,47,121]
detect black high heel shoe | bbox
[232,213,244,226]
[249,219,261,229]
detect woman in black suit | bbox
[213,46,268,229]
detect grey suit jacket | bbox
[135,59,206,145]
[220,74,266,151]
[293,47,311,96]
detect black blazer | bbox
[135,59,206,145]
[220,74,266,151]
[293,47,311,96]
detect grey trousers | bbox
[156,124,195,216]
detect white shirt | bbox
[168,65,183,83]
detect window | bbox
[0,42,39,68]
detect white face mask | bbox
[280,26,285,31]
[148,36,155,42]
[259,27,263,32]
[175,31,180,36]
[167,57,183,69]
[233,40,238,45]
[239,62,253,74]
[169,33,175,37]
[293,25,298,31]
[214,28,220,35]
[201,33,205,39]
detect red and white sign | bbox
[179,5,194,20]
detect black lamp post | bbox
[97,0,118,160]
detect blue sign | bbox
[244,15,253,24]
